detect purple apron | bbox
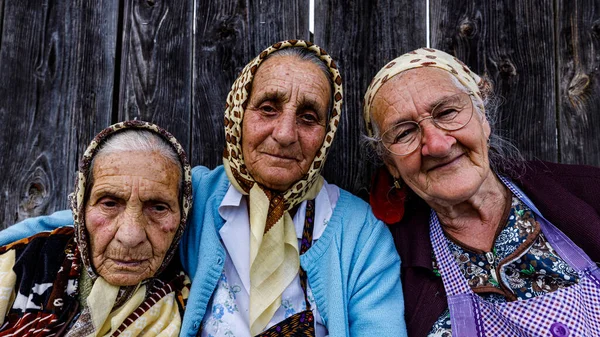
[430,177,600,336]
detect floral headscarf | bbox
[363,47,483,138]
[69,120,193,280]
[222,40,343,334]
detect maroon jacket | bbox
[389,160,600,337]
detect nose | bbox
[114,208,146,248]
[272,110,298,146]
[420,120,455,157]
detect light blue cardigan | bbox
[0,165,407,337]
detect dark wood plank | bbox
[0,0,4,48]
[557,0,600,166]
[247,0,310,56]
[313,0,427,198]
[430,0,558,163]
[191,0,309,169]
[0,0,117,227]
[118,0,193,152]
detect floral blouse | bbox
[428,196,579,337]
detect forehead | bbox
[371,67,462,122]
[251,55,330,96]
[91,151,180,189]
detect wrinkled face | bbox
[85,151,181,286]
[242,55,331,191]
[371,67,492,206]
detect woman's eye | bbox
[434,108,459,121]
[147,203,170,214]
[259,104,276,114]
[298,112,319,124]
[394,129,416,143]
[99,199,119,209]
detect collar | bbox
[217,182,337,292]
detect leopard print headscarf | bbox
[69,120,193,281]
[222,40,343,334]
[363,47,483,138]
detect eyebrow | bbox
[251,89,287,104]
[383,93,461,127]
[426,93,460,112]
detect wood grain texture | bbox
[191,0,309,169]
[313,0,426,198]
[118,0,193,151]
[557,0,600,166]
[0,0,117,228]
[430,0,558,163]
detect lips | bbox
[111,259,146,267]
[426,153,464,171]
[265,152,298,161]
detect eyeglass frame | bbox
[376,91,478,156]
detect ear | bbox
[482,116,491,139]
[383,157,401,179]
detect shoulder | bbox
[331,187,380,229]
[521,160,600,179]
[0,226,74,253]
[326,186,397,254]
[514,160,600,205]
[191,165,230,203]
[191,165,228,185]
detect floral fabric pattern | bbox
[428,196,579,336]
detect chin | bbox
[256,170,303,191]
[102,273,148,286]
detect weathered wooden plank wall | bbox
[0,0,116,225]
[430,0,558,162]
[118,0,193,150]
[314,0,426,198]
[557,0,600,164]
[191,0,310,169]
[1,1,599,228]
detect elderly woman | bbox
[363,48,600,336]
[0,120,192,336]
[1,41,407,336]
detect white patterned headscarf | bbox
[363,47,483,138]
[70,120,193,280]
[222,40,343,334]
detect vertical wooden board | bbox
[430,1,558,163]
[313,0,427,198]
[247,0,310,56]
[0,0,4,47]
[557,0,600,166]
[191,0,309,169]
[0,0,117,227]
[118,0,193,151]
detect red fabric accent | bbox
[369,166,406,224]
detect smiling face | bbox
[371,67,492,206]
[84,151,181,286]
[241,55,331,191]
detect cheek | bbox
[150,214,180,252]
[300,129,325,159]
[85,209,116,253]
[241,113,266,149]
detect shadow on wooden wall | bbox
[1,0,598,227]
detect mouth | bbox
[427,153,464,171]
[111,259,146,267]
[265,153,298,161]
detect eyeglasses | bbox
[379,92,475,156]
